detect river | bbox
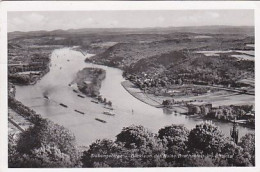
[15,48,254,146]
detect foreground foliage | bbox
[9,118,80,168]
[81,123,254,167]
[9,121,254,167]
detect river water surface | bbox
[15,48,254,146]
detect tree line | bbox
[9,117,254,167]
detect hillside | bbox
[8,26,254,88]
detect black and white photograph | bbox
[1,1,258,169]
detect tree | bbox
[29,145,74,167]
[217,140,252,166]
[239,133,255,165]
[16,118,79,165]
[10,145,75,168]
[107,101,112,106]
[97,95,102,102]
[8,134,20,167]
[158,125,189,155]
[175,156,215,167]
[188,121,226,155]
[116,125,156,148]
[116,125,166,167]
[81,139,127,167]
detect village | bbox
[8,42,60,85]
[123,69,255,128]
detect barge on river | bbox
[75,109,85,115]
[78,94,85,98]
[103,111,115,116]
[59,103,68,108]
[104,106,114,110]
[95,118,106,123]
[91,100,99,104]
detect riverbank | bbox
[121,80,254,128]
[121,80,188,113]
[8,44,62,85]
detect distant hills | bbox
[8,25,254,40]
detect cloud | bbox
[11,17,24,25]
[8,10,253,32]
[26,13,46,23]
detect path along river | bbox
[15,48,254,146]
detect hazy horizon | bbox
[8,10,254,32]
[8,25,255,33]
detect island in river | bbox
[71,67,106,97]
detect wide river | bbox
[15,48,254,146]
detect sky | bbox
[8,10,254,32]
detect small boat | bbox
[73,89,78,93]
[43,95,49,100]
[59,103,68,108]
[103,111,115,116]
[75,110,85,115]
[95,118,106,123]
[91,100,99,104]
[104,106,114,110]
[68,84,71,86]
[78,95,85,98]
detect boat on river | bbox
[103,111,115,116]
[91,100,99,104]
[73,89,78,93]
[43,95,49,100]
[95,118,106,123]
[59,103,68,108]
[75,109,85,115]
[104,106,114,110]
[78,94,85,98]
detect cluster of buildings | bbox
[186,102,255,127]
[8,43,53,85]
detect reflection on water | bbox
[15,48,254,146]
[163,108,173,115]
